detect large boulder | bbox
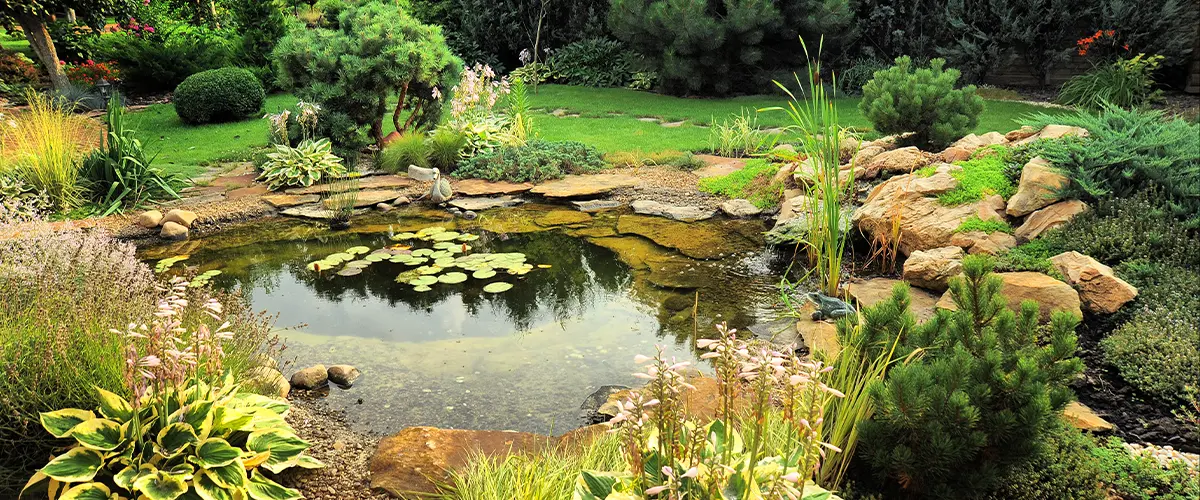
[720,199,762,218]
[1004,126,1038,142]
[162,209,198,228]
[370,427,554,496]
[1015,200,1087,242]
[853,165,989,256]
[327,364,362,387]
[1049,251,1138,314]
[950,131,1007,152]
[1014,124,1089,146]
[847,277,941,322]
[861,146,931,178]
[950,230,1017,255]
[936,272,1082,320]
[1006,157,1069,216]
[289,364,328,390]
[903,246,965,291]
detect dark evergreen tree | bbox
[607,0,855,95]
[857,256,1084,499]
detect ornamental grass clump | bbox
[0,90,99,212]
[575,323,845,500]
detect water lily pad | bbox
[345,246,370,255]
[412,249,434,257]
[155,255,190,273]
[431,231,462,242]
[432,242,457,250]
[457,234,480,242]
[392,232,417,240]
[429,250,452,259]
[472,269,496,279]
[336,268,362,277]
[438,272,468,284]
[417,226,447,236]
[200,270,222,277]
[307,260,335,271]
[434,257,456,267]
[365,254,387,262]
[413,285,432,292]
[411,275,438,286]
[326,252,354,264]
[483,282,513,293]
[345,260,371,269]
[416,266,442,275]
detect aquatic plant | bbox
[23,279,318,500]
[764,38,856,296]
[322,176,359,229]
[576,324,845,499]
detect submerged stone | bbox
[616,215,762,260]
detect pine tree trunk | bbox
[15,13,68,91]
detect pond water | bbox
[141,206,785,435]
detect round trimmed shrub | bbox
[173,67,265,125]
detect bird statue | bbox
[429,168,453,204]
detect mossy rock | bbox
[616,215,763,260]
[662,294,695,312]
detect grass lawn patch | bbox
[937,147,1017,206]
[698,159,783,209]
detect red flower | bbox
[1123,44,1130,51]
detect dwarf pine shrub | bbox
[859,56,984,149]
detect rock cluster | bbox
[136,209,199,240]
[289,363,362,390]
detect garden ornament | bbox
[806,292,856,321]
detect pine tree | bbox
[857,256,1084,499]
[607,0,854,96]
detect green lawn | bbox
[128,84,1066,178]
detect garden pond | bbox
[139,205,789,435]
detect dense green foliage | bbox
[257,138,347,190]
[986,422,1105,500]
[90,25,239,92]
[455,140,605,183]
[1022,106,1200,225]
[607,0,854,95]
[698,159,783,210]
[858,256,1083,499]
[1101,308,1199,404]
[1057,55,1163,110]
[273,1,461,154]
[544,37,633,87]
[173,67,266,125]
[859,57,984,149]
[1089,437,1200,500]
[1038,191,1200,268]
[937,146,1017,206]
[1114,259,1200,323]
[82,93,180,215]
[955,216,1012,234]
[230,0,289,89]
[427,128,467,172]
[378,133,432,172]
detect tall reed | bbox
[0,91,96,211]
[764,38,856,296]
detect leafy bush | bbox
[62,60,120,86]
[0,175,50,222]
[1101,308,1199,403]
[257,138,348,190]
[273,2,461,152]
[428,128,467,172]
[82,93,180,215]
[955,215,1012,234]
[859,56,984,149]
[987,421,1105,500]
[0,48,40,86]
[456,140,605,183]
[1021,106,1199,225]
[0,230,275,498]
[545,37,632,87]
[858,256,1084,498]
[837,57,888,96]
[1057,54,1163,110]
[173,67,265,125]
[698,159,783,210]
[0,91,97,212]
[709,110,769,158]
[46,20,98,64]
[937,146,1017,206]
[90,25,239,92]
[1091,437,1200,500]
[1038,191,1200,268]
[1114,259,1200,322]
[378,133,431,172]
[607,0,853,95]
[230,0,288,89]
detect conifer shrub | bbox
[858,256,1084,499]
[173,67,265,125]
[859,56,984,149]
[987,421,1106,500]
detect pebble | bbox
[1124,442,1200,471]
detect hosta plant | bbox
[257,138,347,190]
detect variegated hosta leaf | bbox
[243,408,287,433]
[242,451,271,470]
[205,460,246,489]
[212,406,253,435]
[228,394,290,416]
[70,418,125,451]
[245,430,309,473]
[194,438,242,469]
[170,401,215,441]
[95,387,135,422]
[39,409,96,438]
[246,470,301,500]
[195,470,241,500]
[39,448,104,483]
[58,482,113,500]
[157,422,200,457]
[133,469,190,500]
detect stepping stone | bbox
[692,155,746,178]
[324,189,409,209]
[281,204,339,220]
[227,185,270,198]
[210,173,258,189]
[631,200,715,222]
[529,174,639,198]
[284,175,415,195]
[454,179,533,196]
[571,200,624,212]
[637,117,661,123]
[262,194,320,208]
[661,120,687,128]
[448,196,524,211]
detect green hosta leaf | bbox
[193,438,242,469]
[246,429,309,472]
[170,401,215,440]
[293,455,325,469]
[246,470,301,500]
[95,387,134,422]
[58,482,113,500]
[229,393,290,415]
[157,422,199,457]
[194,471,238,500]
[573,471,620,500]
[114,465,139,491]
[244,408,288,432]
[70,418,125,451]
[206,460,246,489]
[40,409,96,438]
[133,469,189,500]
[39,448,104,483]
[212,406,253,434]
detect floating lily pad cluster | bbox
[305,227,540,293]
[187,269,222,288]
[154,255,189,273]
